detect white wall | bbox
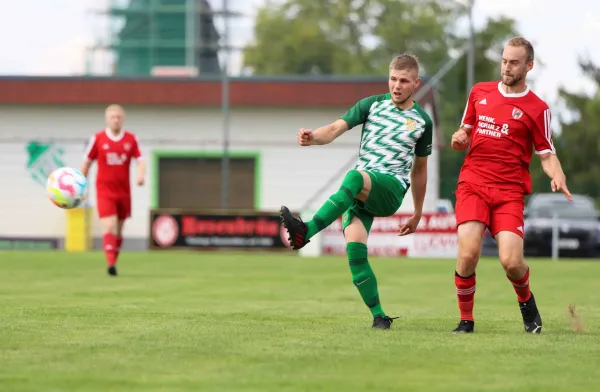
[0,104,440,240]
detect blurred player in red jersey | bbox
[449,37,571,334]
[81,104,145,276]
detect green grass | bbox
[1,251,599,391]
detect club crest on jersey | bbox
[512,107,523,119]
[124,143,131,151]
[405,119,417,131]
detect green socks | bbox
[347,242,385,318]
[306,170,364,239]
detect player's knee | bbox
[344,169,363,183]
[458,244,479,264]
[100,217,118,235]
[457,246,480,275]
[499,254,525,275]
[342,170,367,193]
[496,231,525,274]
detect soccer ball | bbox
[46,167,88,209]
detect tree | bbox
[532,59,600,205]
[243,0,464,76]
[243,0,523,204]
[243,6,345,75]
[437,16,521,203]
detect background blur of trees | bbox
[241,0,600,207]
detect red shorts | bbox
[97,197,131,220]
[455,182,525,238]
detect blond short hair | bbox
[389,54,420,74]
[507,37,534,62]
[105,104,125,114]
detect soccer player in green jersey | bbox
[280,54,433,329]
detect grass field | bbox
[1,251,599,392]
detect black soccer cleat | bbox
[372,315,399,330]
[452,320,475,334]
[519,292,542,334]
[107,265,118,276]
[279,206,309,250]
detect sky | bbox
[0,0,598,107]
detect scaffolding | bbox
[88,0,242,76]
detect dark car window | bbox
[530,202,597,220]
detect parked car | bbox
[523,193,599,258]
[482,193,600,258]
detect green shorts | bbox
[341,171,407,234]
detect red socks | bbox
[507,268,531,303]
[455,272,476,321]
[455,268,531,322]
[116,236,123,259]
[103,233,118,266]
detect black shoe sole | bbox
[372,324,391,330]
[452,329,474,334]
[279,206,309,250]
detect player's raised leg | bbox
[280,169,370,250]
[491,200,542,334]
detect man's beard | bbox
[502,73,522,86]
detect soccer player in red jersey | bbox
[450,37,571,334]
[81,104,145,276]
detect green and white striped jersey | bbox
[340,93,433,188]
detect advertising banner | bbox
[0,237,59,250]
[321,213,458,258]
[149,210,292,250]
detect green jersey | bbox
[340,93,433,188]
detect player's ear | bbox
[414,77,421,88]
[527,60,534,72]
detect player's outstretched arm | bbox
[298,119,349,146]
[539,153,572,200]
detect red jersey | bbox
[84,128,142,198]
[458,81,555,194]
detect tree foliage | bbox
[534,60,600,205]
[244,0,463,76]
[243,0,600,205]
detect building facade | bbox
[0,76,442,249]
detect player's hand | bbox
[136,175,145,186]
[551,174,572,200]
[451,129,470,151]
[398,214,421,236]
[297,128,314,146]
